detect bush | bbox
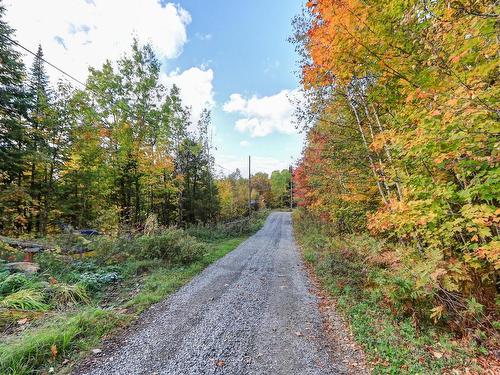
[185,224,228,241]
[186,209,270,241]
[0,274,31,297]
[36,252,74,280]
[89,236,136,264]
[77,271,121,292]
[135,228,206,265]
[293,208,479,373]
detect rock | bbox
[92,349,102,355]
[6,262,40,274]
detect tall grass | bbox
[0,289,49,311]
[0,308,130,374]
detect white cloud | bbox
[5,0,191,82]
[161,67,215,123]
[239,140,250,147]
[5,1,215,124]
[223,89,300,137]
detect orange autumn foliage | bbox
[292,0,499,326]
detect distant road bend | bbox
[75,212,363,375]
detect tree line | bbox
[217,168,293,220]
[0,4,291,236]
[292,0,498,324]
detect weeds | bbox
[186,209,270,241]
[0,211,269,374]
[293,209,485,374]
[49,283,91,308]
[0,274,32,296]
[135,229,206,264]
[0,289,49,311]
[77,271,121,293]
[0,308,130,374]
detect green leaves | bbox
[294,0,499,329]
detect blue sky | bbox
[6,0,305,175]
[172,0,304,175]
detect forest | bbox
[0,0,499,373]
[0,3,292,237]
[0,3,291,373]
[291,0,498,371]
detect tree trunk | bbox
[346,91,388,205]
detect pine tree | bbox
[0,3,30,233]
[0,4,28,181]
[26,44,52,233]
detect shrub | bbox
[0,274,31,297]
[36,252,74,280]
[135,228,206,265]
[293,208,480,372]
[77,271,121,292]
[185,224,228,241]
[89,236,135,263]
[186,209,270,241]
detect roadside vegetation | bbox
[0,3,290,373]
[0,210,269,375]
[294,209,496,374]
[0,0,292,238]
[291,0,498,373]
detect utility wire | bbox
[3,34,88,89]
[215,163,232,172]
[4,33,140,124]
[6,34,238,176]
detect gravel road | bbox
[74,212,361,375]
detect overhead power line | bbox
[5,34,235,177]
[3,34,88,89]
[214,163,232,172]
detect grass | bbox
[0,213,266,375]
[0,289,49,311]
[125,237,247,313]
[293,210,483,374]
[0,308,130,374]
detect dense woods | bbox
[292,0,498,335]
[0,4,291,237]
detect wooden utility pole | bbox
[289,165,293,210]
[208,129,213,221]
[248,155,251,216]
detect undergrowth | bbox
[0,211,269,374]
[293,208,494,374]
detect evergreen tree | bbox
[0,4,28,180]
[0,4,30,233]
[26,44,52,233]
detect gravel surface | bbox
[74,212,363,375]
